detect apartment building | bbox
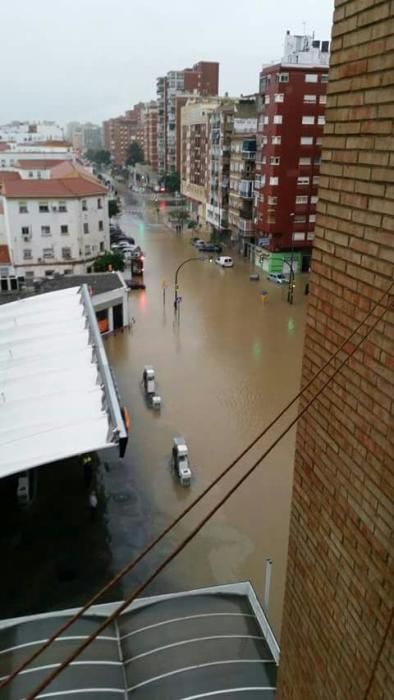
[206,100,235,236]
[144,102,158,170]
[180,97,221,224]
[103,104,146,166]
[0,121,64,144]
[277,2,394,698]
[0,161,109,279]
[66,122,103,153]
[156,61,219,176]
[255,32,329,272]
[228,98,258,248]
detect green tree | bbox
[86,149,111,165]
[126,142,144,166]
[93,251,124,272]
[169,207,188,224]
[108,199,120,218]
[163,172,180,193]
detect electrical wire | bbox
[1,280,392,693]
[23,288,391,700]
[362,608,393,700]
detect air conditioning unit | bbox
[23,235,30,241]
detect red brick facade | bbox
[277,2,394,699]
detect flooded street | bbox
[104,190,308,639]
[0,189,307,642]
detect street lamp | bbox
[174,256,211,310]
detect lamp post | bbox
[174,256,206,310]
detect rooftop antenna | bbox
[302,21,307,36]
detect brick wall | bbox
[277,1,393,698]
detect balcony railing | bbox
[241,149,256,160]
[239,218,255,234]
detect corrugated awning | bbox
[0,285,127,478]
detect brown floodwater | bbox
[104,191,308,640]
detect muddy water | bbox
[105,192,308,640]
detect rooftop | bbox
[0,583,278,698]
[16,159,66,170]
[2,175,107,199]
[0,285,127,479]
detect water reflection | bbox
[105,190,308,640]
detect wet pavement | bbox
[0,189,307,641]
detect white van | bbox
[215,256,234,268]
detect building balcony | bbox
[239,180,254,199]
[241,149,256,160]
[239,218,255,234]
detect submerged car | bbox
[267,272,288,284]
[215,256,234,268]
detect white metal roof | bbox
[0,286,126,478]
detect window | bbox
[84,245,91,255]
[299,157,312,166]
[59,201,67,212]
[23,249,32,260]
[61,225,69,235]
[272,135,281,145]
[264,95,270,104]
[41,226,51,236]
[263,116,269,125]
[296,196,308,204]
[262,136,268,145]
[28,171,34,178]
[82,199,87,211]
[309,214,316,223]
[270,156,280,165]
[83,223,89,234]
[293,232,306,241]
[269,177,279,185]
[98,220,104,231]
[302,116,315,125]
[314,157,321,166]
[274,93,284,103]
[313,176,320,185]
[294,215,306,223]
[300,136,313,145]
[43,248,54,259]
[262,156,267,164]
[273,115,283,125]
[297,177,310,186]
[307,232,315,240]
[316,136,323,145]
[39,202,49,213]
[305,74,318,83]
[268,196,277,205]
[97,198,102,209]
[319,95,327,104]
[304,95,317,104]
[267,217,276,224]
[100,241,104,252]
[21,226,30,236]
[318,115,326,125]
[19,202,28,213]
[320,74,329,83]
[279,73,289,82]
[310,196,319,204]
[62,247,72,259]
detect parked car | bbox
[215,256,234,268]
[201,243,223,253]
[267,272,288,284]
[193,239,206,249]
[190,236,200,244]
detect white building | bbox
[0,120,64,144]
[0,143,74,171]
[0,162,110,279]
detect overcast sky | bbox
[0,0,334,126]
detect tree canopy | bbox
[108,199,120,218]
[126,142,144,166]
[86,149,111,165]
[93,251,124,272]
[163,172,180,193]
